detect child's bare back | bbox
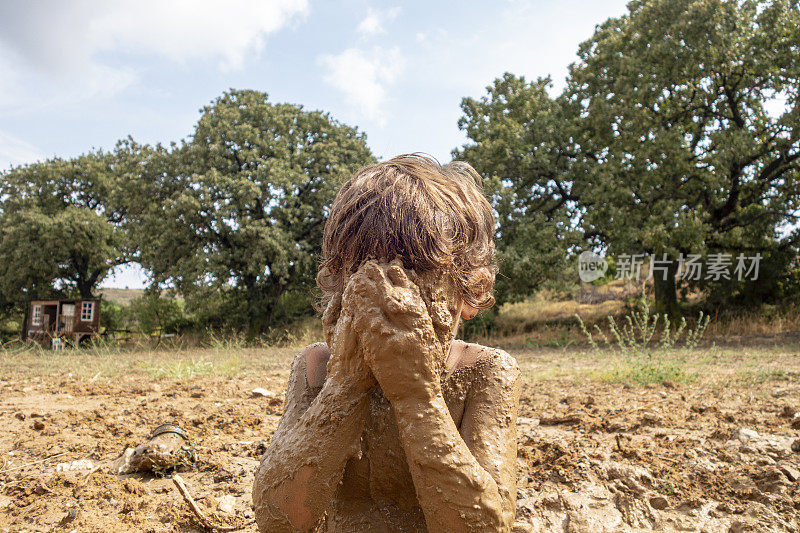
[252,155,521,532]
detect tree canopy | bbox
[455,74,579,304]
[0,152,129,317]
[123,89,375,335]
[458,0,800,314]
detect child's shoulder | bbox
[299,342,330,388]
[451,340,518,375]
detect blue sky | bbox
[0,0,630,288]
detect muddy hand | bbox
[348,260,442,405]
[324,280,377,394]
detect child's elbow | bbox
[253,464,318,532]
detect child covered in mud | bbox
[252,154,521,532]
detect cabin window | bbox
[80,301,94,322]
[32,305,42,326]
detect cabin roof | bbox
[30,298,102,305]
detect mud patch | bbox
[1,366,798,531]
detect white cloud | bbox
[0,0,308,108]
[319,46,405,123]
[0,131,46,170]
[357,6,401,37]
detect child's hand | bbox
[347,260,444,405]
[324,289,377,395]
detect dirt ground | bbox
[1,346,799,532]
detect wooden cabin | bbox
[27,298,102,348]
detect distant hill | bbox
[98,288,144,306]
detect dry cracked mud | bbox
[1,365,799,531]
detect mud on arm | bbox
[388,375,510,531]
[458,351,521,529]
[252,294,375,532]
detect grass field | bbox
[2,337,800,388]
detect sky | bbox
[0,0,631,288]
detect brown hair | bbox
[317,153,496,311]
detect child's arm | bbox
[459,349,521,527]
[266,345,324,444]
[349,261,511,532]
[252,293,375,532]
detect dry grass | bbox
[514,343,800,387]
[3,337,799,390]
[0,342,298,380]
[5,285,800,388]
[704,305,800,338]
[495,298,624,332]
[480,285,800,350]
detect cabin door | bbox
[43,305,58,332]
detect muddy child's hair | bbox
[317,153,496,312]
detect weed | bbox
[576,285,711,351]
[653,468,679,497]
[599,350,695,386]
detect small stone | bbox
[14,412,25,421]
[640,411,661,425]
[217,494,236,514]
[56,459,94,472]
[649,495,669,510]
[729,520,758,533]
[251,388,273,397]
[32,420,45,431]
[516,416,540,427]
[737,428,759,442]
[780,465,800,483]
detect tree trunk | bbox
[76,276,95,299]
[244,283,270,342]
[246,307,270,342]
[653,259,680,319]
[20,298,30,341]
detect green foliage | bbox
[603,351,694,386]
[568,0,800,310]
[122,89,375,336]
[701,233,800,307]
[129,293,188,335]
[459,0,800,311]
[455,74,579,304]
[0,152,131,306]
[100,300,127,331]
[459,309,498,341]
